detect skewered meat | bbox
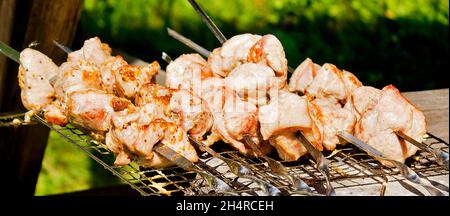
[208,34,262,77]
[99,55,128,94]
[306,63,348,101]
[107,101,198,167]
[54,60,103,103]
[259,90,311,140]
[247,34,288,85]
[66,89,132,134]
[18,48,59,111]
[289,58,362,103]
[68,37,112,67]
[269,131,308,161]
[342,70,363,96]
[307,97,356,151]
[136,83,213,140]
[16,37,201,169]
[354,85,425,166]
[225,63,279,105]
[113,61,160,99]
[166,53,214,91]
[288,58,321,94]
[258,90,312,161]
[16,33,430,171]
[344,86,381,121]
[195,78,260,154]
[165,54,263,155]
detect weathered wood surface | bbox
[402,88,449,143]
[0,0,17,107]
[0,0,83,196]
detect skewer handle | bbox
[187,0,227,44]
[0,40,20,64]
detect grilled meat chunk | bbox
[18,48,59,111]
[355,85,426,166]
[208,34,262,77]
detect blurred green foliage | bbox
[35,131,121,195]
[36,0,448,195]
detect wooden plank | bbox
[0,0,83,196]
[402,89,449,143]
[0,0,17,108]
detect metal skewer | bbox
[296,132,336,196]
[185,0,297,73]
[242,135,315,195]
[187,0,227,44]
[53,40,73,53]
[167,28,211,57]
[338,131,445,196]
[395,131,449,169]
[188,136,286,196]
[153,142,234,194]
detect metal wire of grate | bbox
[12,114,449,196]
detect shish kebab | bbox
[166,29,445,196]
[171,1,447,195]
[1,38,313,195]
[161,53,313,195]
[0,39,240,194]
[52,40,312,196]
[186,0,447,168]
[8,37,320,195]
[165,29,331,195]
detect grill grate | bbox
[18,115,449,195]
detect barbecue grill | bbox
[1,113,447,196]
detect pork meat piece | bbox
[18,48,59,111]
[259,90,311,140]
[208,34,262,77]
[198,78,258,154]
[355,85,425,166]
[68,37,112,67]
[288,58,321,94]
[166,53,214,91]
[247,34,288,86]
[53,60,104,104]
[99,55,128,94]
[305,63,348,101]
[66,89,132,134]
[225,63,279,105]
[136,84,213,140]
[342,70,363,97]
[114,61,160,99]
[307,97,356,151]
[344,86,381,121]
[269,131,308,161]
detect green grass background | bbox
[35,0,449,195]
